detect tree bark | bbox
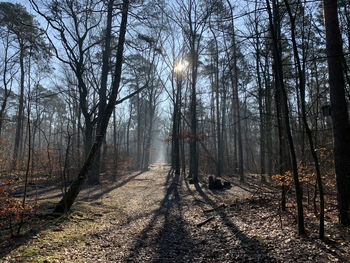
[172,76,181,175]
[189,46,199,183]
[323,0,350,226]
[12,43,25,169]
[254,18,266,183]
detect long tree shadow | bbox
[0,210,73,259]
[305,222,350,262]
[227,173,278,195]
[12,185,60,199]
[0,170,145,259]
[126,169,198,262]
[80,170,144,201]
[192,182,278,262]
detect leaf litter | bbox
[1,164,349,262]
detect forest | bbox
[0,0,350,262]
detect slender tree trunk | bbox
[227,1,244,181]
[215,54,222,179]
[143,104,154,171]
[77,108,82,167]
[181,101,186,176]
[113,109,118,176]
[189,47,199,183]
[0,34,11,137]
[266,0,305,235]
[136,93,142,169]
[172,76,181,175]
[209,24,222,178]
[91,0,114,183]
[264,52,273,179]
[17,99,31,235]
[284,0,325,238]
[126,103,132,158]
[13,43,25,169]
[221,79,227,174]
[255,26,266,183]
[232,103,238,173]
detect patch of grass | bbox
[2,199,124,262]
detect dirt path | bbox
[77,163,262,262]
[2,164,350,262]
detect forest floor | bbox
[1,163,350,262]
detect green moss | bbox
[21,247,39,258]
[3,199,124,262]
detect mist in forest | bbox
[152,138,167,164]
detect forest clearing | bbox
[1,164,350,262]
[1,0,350,261]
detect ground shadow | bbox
[0,170,145,259]
[0,212,71,259]
[192,181,278,262]
[125,169,198,262]
[80,170,144,201]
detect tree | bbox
[284,0,325,238]
[265,0,305,235]
[171,0,211,183]
[247,0,267,183]
[30,0,104,185]
[207,1,226,178]
[0,2,47,168]
[54,0,130,213]
[172,60,185,175]
[226,0,244,182]
[0,27,15,136]
[323,0,350,226]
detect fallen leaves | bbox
[2,165,350,262]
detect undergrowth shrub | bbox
[0,179,37,236]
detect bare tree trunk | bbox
[215,44,222,179]
[17,98,31,235]
[126,103,132,158]
[189,47,199,183]
[136,93,142,169]
[172,76,181,175]
[208,22,222,178]
[227,1,244,182]
[113,108,118,176]
[54,0,130,214]
[266,0,305,235]
[284,0,325,238]
[0,33,12,137]
[221,79,228,174]
[90,0,114,184]
[263,49,273,179]
[254,18,266,183]
[13,43,25,169]
[323,0,350,226]
[143,103,154,171]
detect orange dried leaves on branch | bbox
[272,170,293,186]
[0,180,35,230]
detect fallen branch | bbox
[203,204,227,213]
[197,216,215,227]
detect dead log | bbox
[197,216,215,227]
